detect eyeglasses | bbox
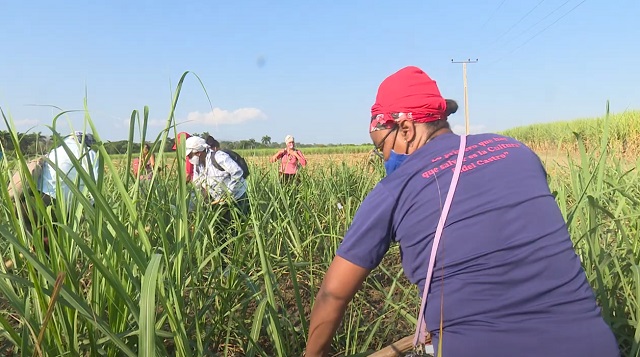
[372,125,397,160]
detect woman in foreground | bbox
[305,66,619,357]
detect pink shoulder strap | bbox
[413,134,467,346]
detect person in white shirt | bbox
[40,131,99,202]
[184,136,249,217]
[18,131,99,255]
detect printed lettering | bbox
[440,159,455,170]
[422,167,439,178]
[476,152,509,166]
[461,163,476,172]
[444,150,458,160]
[423,138,521,179]
[487,143,521,152]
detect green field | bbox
[501,110,640,157]
[0,105,638,356]
[235,145,374,157]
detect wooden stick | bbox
[368,335,414,357]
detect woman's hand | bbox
[270,149,285,163]
[306,256,370,357]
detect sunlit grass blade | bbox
[139,254,163,357]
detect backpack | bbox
[210,149,250,179]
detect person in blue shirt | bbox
[305,66,619,357]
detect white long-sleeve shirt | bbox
[40,137,99,201]
[192,149,247,202]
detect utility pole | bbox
[451,59,478,135]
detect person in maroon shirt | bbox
[172,131,193,182]
[305,66,619,357]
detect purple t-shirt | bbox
[337,133,618,356]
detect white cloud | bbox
[147,119,167,127]
[119,118,170,128]
[12,119,41,128]
[186,107,267,125]
[452,123,487,135]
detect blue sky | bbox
[1,0,638,145]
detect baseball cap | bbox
[184,136,209,157]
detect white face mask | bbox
[189,154,200,166]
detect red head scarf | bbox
[172,132,192,150]
[370,66,446,132]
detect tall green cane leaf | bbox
[140,254,163,357]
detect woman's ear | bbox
[399,120,416,144]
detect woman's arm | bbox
[270,149,285,163]
[294,150,307,167]
[149,153,155,168]
[306,256,370,357]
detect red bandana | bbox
[370,66,446,132]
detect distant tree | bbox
[110,140,129,154]
[164,140,174,152]
[237,140,249,149]
[261,135,271,146]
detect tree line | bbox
[0,130,366,157]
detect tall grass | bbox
[0,80,637,356]
[548,106,640,356]
[501,110,640,157]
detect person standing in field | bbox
[270,135,307,184]
[132,143,155,180]
[305,66,619,357]
[185,136,249,218]
[172,131,194,183]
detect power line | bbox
[487,0,548,48]
[500,0,573,49]
[471,0,507,57]
[487,0,588,66]
[479,0,507,30]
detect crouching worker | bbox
[184,136,249,223]
[305,66,619,357]
[15,131,99,256]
